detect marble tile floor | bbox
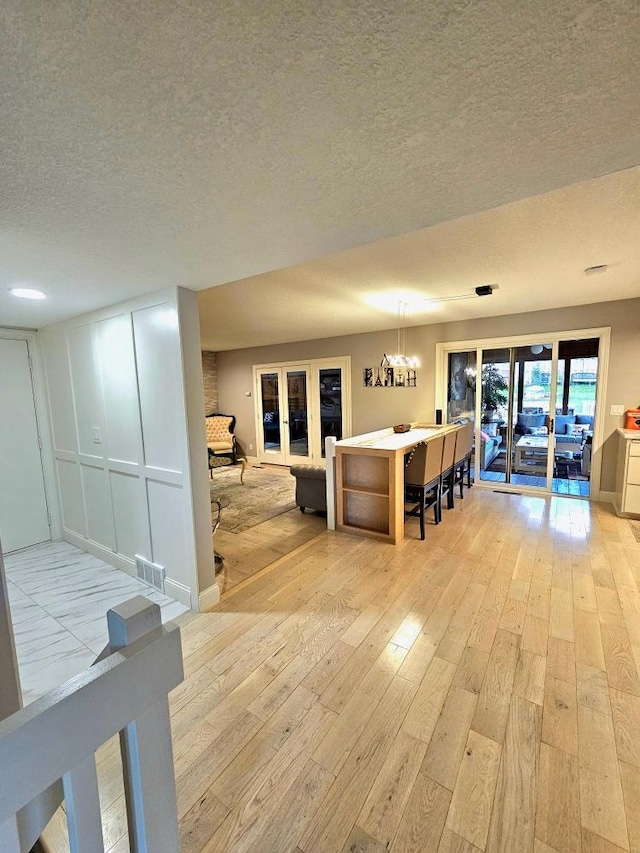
[4,540,190,705]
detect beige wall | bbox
[215,297,640,492]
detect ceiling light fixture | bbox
[380,286,495,369]
[382,301,420,368]
[10,287,46,300]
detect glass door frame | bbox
[255,366,287,465]
[253,357,352,465]
[435,326,611,499]
[477,342,559,491]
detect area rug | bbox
[210,465,296,533]
[630,520,640,544]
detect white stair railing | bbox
[0,596,184,853]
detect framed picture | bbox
[363,368,373,387]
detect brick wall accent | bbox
[201,351,218,414]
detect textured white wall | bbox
[40,287,215,609]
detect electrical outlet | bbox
[610,404,625,416]
[249,443,254,450]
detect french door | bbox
[255,358,350,465]
[438,330,607,498]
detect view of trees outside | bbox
[486,356,598,419]
[522,356,598,415]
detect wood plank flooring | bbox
[213,465,326,592]
[41,489,640,852]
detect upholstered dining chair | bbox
[439,426,461,512]
[451,420,474,503]
[404,434,445,540]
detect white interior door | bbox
[0,339,50,552]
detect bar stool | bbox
[439,427,460,513]
[404,435,445,540]
[451,421,474,502]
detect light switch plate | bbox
[92,426,102,443]
[610,405,625,416]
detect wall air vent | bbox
[134,556,166,592]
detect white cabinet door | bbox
[0,339,50,552]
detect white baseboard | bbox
[597,490,616,505]
[164,578,193,608]
[198,583,221,612]
[243,455,259,465]
[63,529,136,578]
[63,528,194,609]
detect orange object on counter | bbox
[625,410,640,429]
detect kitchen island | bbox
[335,424,457,544]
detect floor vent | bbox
[134,556,166,592]
[493,489,523,495]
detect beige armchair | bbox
[206,413,237,472]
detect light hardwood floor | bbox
[42,488,640,852]
[214,505,326,592]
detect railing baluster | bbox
[107,597,181,853]
[121,702,180,852]
[63,754,105,853]
[0,595,183,852]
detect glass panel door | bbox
[258,369,285,464]
[478,343,555,490]
[510,343,555,490]
[551,337,599,498]
[479,348,511,485]
[440,333,604,497]
[256,358,351,466]
[446,350,477,479]
[319,367,344,457]
[286,367,311,465]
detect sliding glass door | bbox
[442,333,602,497]
[551,337,599,497]
[479,343,556,490]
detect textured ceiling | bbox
[198,167,640,349]
[1,1,639,330]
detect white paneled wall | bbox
[97,314,144,465]
[133,306,183,473]
[40,288,214,609]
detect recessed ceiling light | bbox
[9,287,46,300]
[584,264,608,275]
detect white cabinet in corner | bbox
[615,429,640,518]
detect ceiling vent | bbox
[584,264,608,275]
